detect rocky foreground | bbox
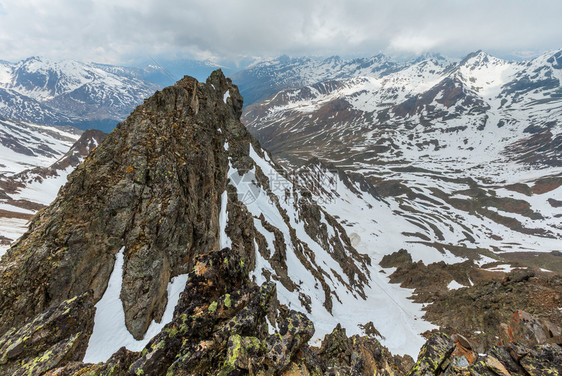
[0,246,560,375]
[0,71,560,375]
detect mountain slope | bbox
[231,54,406,105]
[0,57,160,131]
[0,121,105,255]
[243,51,562,269]
[0,116,81,175]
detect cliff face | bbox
[0,71,243,340]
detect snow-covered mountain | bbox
[243,50,562,271]
[0,117,105,254]
[231,54,407,105]
[0,57,160,131]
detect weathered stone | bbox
[408,332,455,376]
[314,324,409,376]
[519,344,562,376]
[499,310,562,347]
[489,345,527,375]
[468,360,500,376]
[451,334,477,365]
[44,347,138,376]
[259,311,315,374]
[483,356,510,376]
[0,293,94,375]
[380,249,413,268]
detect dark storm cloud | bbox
[0,0,560,63]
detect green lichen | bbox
[19,332,80,376]
[218,335,266,376]
[164,325,179,338]
[208,301,218,313]
[224,294,232,308]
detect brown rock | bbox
[451,334,478,365]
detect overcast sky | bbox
[0,0,561,65]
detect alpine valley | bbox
[0,51,560,376]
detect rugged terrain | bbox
[0,57,160,130]
[0,70,379,370]
[0,117,105,255]
[243,51,562,272]
[0,70,559,375]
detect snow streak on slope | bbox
[0,118,80,175]
[84,247,188,363]
[225,144,435,356]
[0,218,27,257]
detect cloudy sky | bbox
[0,0,561,65]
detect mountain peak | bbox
[0,70,247,340]
[458,50,508,68]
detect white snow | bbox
[11,166,73,206]
[483,264,517,273]
[0,217,29,258]
[84,248,188,363]
[0,203,34,215]
[235,145,437,357]
[447,280,465,290]
[223,90,230,103]
[0,119,79,175]
[219,190,232,249]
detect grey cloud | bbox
[0,0,560,64]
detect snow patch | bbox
[219,190,232,249]
[447,280,465,290]
[84,247,188,363]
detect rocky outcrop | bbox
[38,247,409,376]
[408,331,562,376]
[7,247,560,376]
[499,310,562,347]
[423,269,562,353]
[0,293,95,376]
[0,70,246,340]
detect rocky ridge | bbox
[0,71,560,375]
[0,70,377,370]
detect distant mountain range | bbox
[3,52,560,133]
[0,57,163,131]
[242,49,562,271]
[243,50,562,161]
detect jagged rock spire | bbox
[0,70,246,340]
